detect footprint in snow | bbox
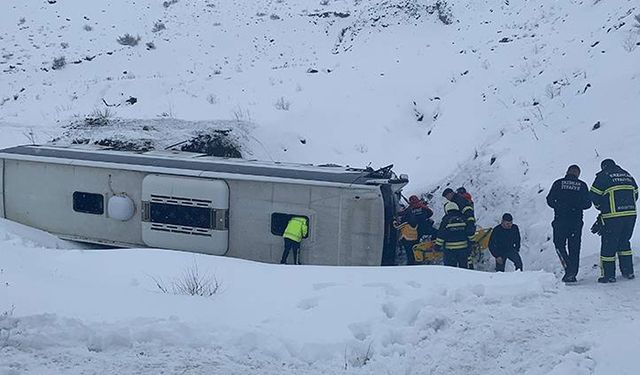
[405,280,422,289]
[381,302,397,319]
[348,322,372,341]
[297,297,319,311]
[362,282,401,297]
[312,282,341,291]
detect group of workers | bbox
[394,158,637,283]
[394,187,522,271]
[547,159,637,283]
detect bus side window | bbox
[271,213,309,238]
[73,192,105,215]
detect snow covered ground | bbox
[2,0,640,373]
[2,219,640,375]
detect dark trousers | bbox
[443,248,471,269]
[417,220,437,239]
[467,242,476,270]
[281,238,301,264]
[552,218,583,277]
[600,216,636,278]
[399,239,418,265]
[495,250,523,272]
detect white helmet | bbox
[444,202,459,213]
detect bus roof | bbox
[0,144,401,186]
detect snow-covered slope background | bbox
[1,0,640,373]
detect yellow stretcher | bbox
[412,227,493,266]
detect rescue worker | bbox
[457,187,474,206]
[488,213,523,272]
[401,195,435,239]
[394,214,419,265]
[546,165,592,282]
[444,187,477,268]
[280,216,308,265]
[590,159,638,283]
[442,187,476,238]
[434,202,471,268]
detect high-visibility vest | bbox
[396,222,418,241]
[283,217,308,243]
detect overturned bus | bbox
[0,144,408,266]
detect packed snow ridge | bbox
[1,0,640,373]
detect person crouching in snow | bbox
[434,202,471,268]
[488,213,523,272]
[280,216,308,265]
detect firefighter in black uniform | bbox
[442,188,476,234]
[546,165,592,282]
[434,202,471,269]
[590,159,638,283]
[443,188,476,268]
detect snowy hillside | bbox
[1,0,639,269]
[2,0,640,373]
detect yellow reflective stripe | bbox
[447,240,467,246]
[445,241,468,249]
[618,250,633,256]
[435,238,444,246]
[467,217,476,222]
[604,185,636,194]
[610,191,616,214]
[590,186,604,195]
[462,206,473,213]
[600,256,616,262]
[446,223,466,228]
[445,245,469,250]
[602,211,637,219]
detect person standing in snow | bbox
[280,216,308,265]
[442,187,476,239]
[453,186,476,269]
[590,159,638,283]
[434,202,471,269]
[400,195,436,239]
[546,165,592,282]
[488,213,523,272]
[457,187,474,207]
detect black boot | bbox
[563,275,577,283]
[619,254,634,279]
[599,258,616,283]
[598,276,617,283]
